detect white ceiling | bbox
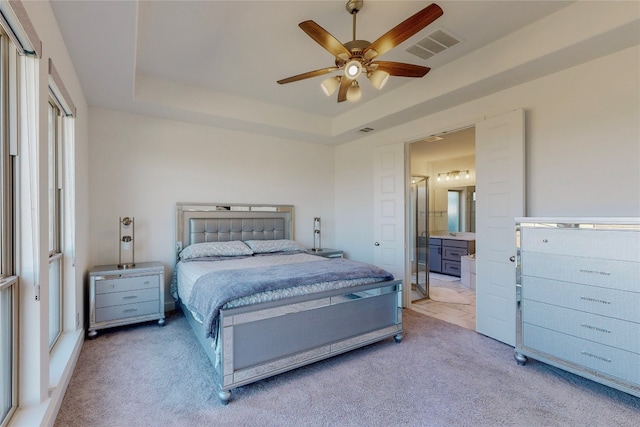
[50,0,591,154]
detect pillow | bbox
[179,255,252,263]
[179,241,253,261]
[243,239,307,254]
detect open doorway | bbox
[408,127,477,331]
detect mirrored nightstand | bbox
[308,248,343,259]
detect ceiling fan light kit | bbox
[346,81,362,102]
[277,1,444,103]
[345,60,362,79]
[368,69,390,90]
[321,76,341,96]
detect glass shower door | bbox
[411,176,429,299]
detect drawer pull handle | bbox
[579,269,611,277]
[580,351,611,363]
[122,295,138,300]
[580,296,611,305]
[123,308,138,313]
[144,281,150,285]
[580,323,611,334]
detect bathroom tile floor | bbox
[410,273,476,331]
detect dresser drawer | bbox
[521,227,639,261]
[95,300,160,323]
[521,252,639,292]
[522,276,640,323]
[96,287,159,309]
[95,274,159,294]
[523,324,640,385]
[523,300,640,354]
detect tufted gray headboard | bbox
[176,203,294,255]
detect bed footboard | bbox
[210,279,402,404]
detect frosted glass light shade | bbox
[321,76,340,96]
[368,70,390,89]
[346,82,361,102]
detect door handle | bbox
[374,242,380,246]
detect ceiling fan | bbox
[277,1,443,103]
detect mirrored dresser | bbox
[515,217,640,398]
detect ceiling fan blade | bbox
[337,76,353,103]
[372,61,430,78]
[299,20,352,59]
[363,3,443,59]
[277,67,338,84]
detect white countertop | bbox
[430,232,476,241]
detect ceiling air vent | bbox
[358,127,375,133]
[406,27,461,61]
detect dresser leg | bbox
[158,317,165,327]
[219,389,231,405]
[514,351,528,366]
[87,329,97,339]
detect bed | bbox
[173,203,403,404]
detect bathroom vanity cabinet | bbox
[429,235,475,277]
[515,217,640,398]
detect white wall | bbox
[335,46,640,261]
[88,108,335,302]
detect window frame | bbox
[47,95,64,350]
[0,27,18,427]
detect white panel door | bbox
[475,109,525,346]
[374,143,406,300]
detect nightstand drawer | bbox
[96,275,159,294]
[95,300,160,323]
[96,287,159,309]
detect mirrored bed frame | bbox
[175,203,403,404]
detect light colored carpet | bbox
[54,310,640,427]
[428,287,473,304]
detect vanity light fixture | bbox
[436,170,470,182]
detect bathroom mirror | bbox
[436,186,476,233]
